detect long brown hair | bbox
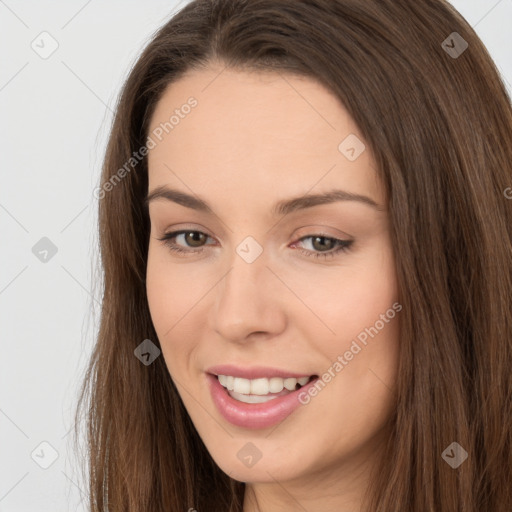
[74,1,512,510]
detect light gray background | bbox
[1,1,511,510]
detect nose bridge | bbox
[221,233,269,304]
[211,243,286,341]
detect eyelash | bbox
[156,230,354,260]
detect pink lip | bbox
[206,373,319,429]
[206,364,313,379]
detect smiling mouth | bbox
[216,374,317,404]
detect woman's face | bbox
[146,63,400,493]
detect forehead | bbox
[147,64,383,207]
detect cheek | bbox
[146,245,173,331]
[294,243,400,398]
[146,246,192,372]
[146,243,219,378]
[288,243,398,341]
[146,242,207,329]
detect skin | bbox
[146,61,400,512]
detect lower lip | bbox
[206,373,318,429]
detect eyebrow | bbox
[144,185,385,215]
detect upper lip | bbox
[206,364,315,380]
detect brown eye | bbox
[157,230,214,255]
[184,231,207,247]
[292,235,353,260]
[311,236,336,252]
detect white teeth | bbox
[229,390,279,404]
[283,378,297,391]
[250,378,269,395]
[217,374,311,396]
[269,377,284,393]
[233,377,251,394]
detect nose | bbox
[209,251,288,344]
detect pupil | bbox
[313,236,332,251]
[186,232,205,247]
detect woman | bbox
[75,1,512,510]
